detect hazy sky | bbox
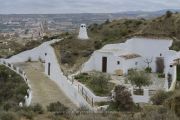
[0,0,180,14]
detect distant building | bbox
[78,24,89,40]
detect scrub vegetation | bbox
[53,12,180,75]
[0,65,28,109]
[74,72,115,96]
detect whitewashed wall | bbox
[6,40,59,63]
[82,37,173,74]
[44,42,92,109]
[4,39,93,109]
[129,88,150,103]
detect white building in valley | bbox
[78,24,89,40]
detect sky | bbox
[0,0,180,14]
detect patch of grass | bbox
[74,72,114,96]
[0,65,29,107]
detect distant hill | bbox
[88,11,180,50]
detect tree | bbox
[91,73,109,90]
[127,70,152,90]
[144,57,153,68]
[114,85,134,111]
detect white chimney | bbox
[78,24,89,40]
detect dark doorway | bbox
[177,65,180,81]
[102,57,107,72]
[48,63,51,76]
[156,57,165,73]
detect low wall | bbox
[129,88,150,103]
[0,59,32,106]
[44,43,93,109]
[6,39,60,63]
[168,66,177,91]
[3,39,95,109]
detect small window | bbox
[160,53,162,56]
[135,62,138,65]
[45,53,47,56]
[170,65,173,68]
[117,61,120,65]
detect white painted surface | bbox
[6,39,59,63]
[3,39,93,109]
[78,24,89,40]
[130,88,150,103]
[44,44,92,108]
[82,37,179,94]
[83,37,173,74]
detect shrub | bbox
[151,90,172,105]
[19,110,34,120]
[113,85,134,111]
[47,101,68,112]
[0,112,18,120]
[31,104,44,114]
[158,73,165,78]
[145,67,152,73]
[3,101,19,111]
[127,70,152,90]
[166,11,173,18]
[94,41,102,50]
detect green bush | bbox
[75,72,114,96]
[19,110,34,120]
[110,85,134,111]
[0,112,18,120]
[47,101,68,112]
[158,73,165,78]
[0,65,28,107]
[31,104,44,114]
[94,41,102,50]
[151,90,172,105]
[145,67,152,73]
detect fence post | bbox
[92,98,94,107]
[86,94,88,101]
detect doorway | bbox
[177,65,180,81]
[102,57,107,72]
[48,62,51,76]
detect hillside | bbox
[53,12,180,74]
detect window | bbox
[117,61,120,65]
[135,62,138,65]
[160,53,162,56]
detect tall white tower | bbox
[78,24,89,40]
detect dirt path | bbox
[15,62,77,109]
